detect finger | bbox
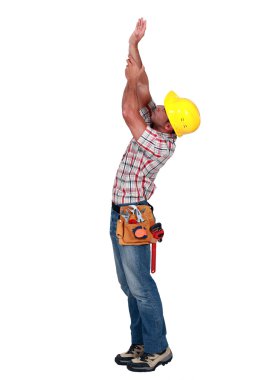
[129,56,136,65]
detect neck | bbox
[152,123,166,133]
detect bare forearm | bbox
[122,79,139,115]
[129,43,142,67]
[129,43,148,86]
[125,20,151,107]
[122,51,148,139]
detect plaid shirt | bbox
[112,100,177,204]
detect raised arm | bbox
[122,56,147,140]
[128,18,152,107]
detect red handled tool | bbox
[150,223,164,273]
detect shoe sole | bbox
[115,356,134,366]
[127,354,173,372]
[115,359,130,366]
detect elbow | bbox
[122,106,129,120]
[122,106,135,122]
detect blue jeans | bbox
[110,201,169,353]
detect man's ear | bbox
[164,121,171,131]
[164,121,174,133]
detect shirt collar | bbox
[151,127,177,141]
[161,131,177,140]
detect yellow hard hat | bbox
[164,91,200,137]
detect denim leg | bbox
[110,209,143,344]
[119,243,168,353]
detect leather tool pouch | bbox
[116,204,157,245]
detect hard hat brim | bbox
[164,91,179,103]
[164,91,182,137]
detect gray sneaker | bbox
[115,344,144,366]
[127,346,173,372]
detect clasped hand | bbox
[125,55,144,81]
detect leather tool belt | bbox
[116,204,157,246]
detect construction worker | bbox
[110,18,200,373]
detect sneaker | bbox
[115,344,144,366]
[127,347,173,372]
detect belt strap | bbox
[112,202,153,213]
[111,202,121,213]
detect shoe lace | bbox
[128,344,142,354]
[140,352,155,362]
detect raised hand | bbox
[125,55,145,81]
[129,18,147,45]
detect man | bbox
[110,18,200,373]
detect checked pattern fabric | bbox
[112,100,177,205]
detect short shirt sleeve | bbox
[139,100,157,126]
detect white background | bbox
[1,0,253,379]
